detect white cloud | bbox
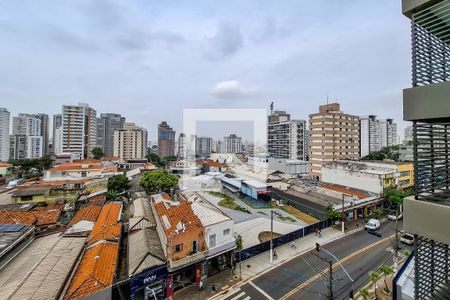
[211,80,261,100]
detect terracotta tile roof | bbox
[88,196,107,205]
[321,184,368,200]
[152,194,203,238]
[0,210,36,225]
[86,202,122,244]
[32,203,65,211]
[70,205,102,225]
[74,159,102,164]
[196,159,226,168]
[64,241,119,300]
[0,209,61,226]
[33,210,61,226]
[0,163,12,168]
[48,163,104,172]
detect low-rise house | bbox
[0,233,85,300]
[63,240,119,300]
[43,159,117,182]
[0,162,12,175]
[184,192,235,275]
[321,160,414,194]
[0,209,61,232]
[86,202,122,245]
[196,159,227,173]
[151,193,207,295]
[129,197,157,232]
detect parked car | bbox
[365,219,381,231]
[387,213,403,221]
[400,233,414,245]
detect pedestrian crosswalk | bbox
[220,288,251,300]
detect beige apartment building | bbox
[113,123,148,160]
[309,103,359,180]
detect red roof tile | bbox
[64,241,119,300]
[86,202,122,244]
[70,205,102,225]
[0,210,36,225]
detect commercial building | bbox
[62,103,97,160]
[321,160,414,195]
[396,1,450,298]
[309,103,360,180]
[0,108,10,162]
[223,134,242,154]
[158,121,175,158]
[10,113,44,159]
[113,122,148,160]
[97,113,125,157]
[268,108,307,160]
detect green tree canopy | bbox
[385,189,414,208]
[107,174,130,193]
[10,156,53,173]
[140,169,179,194]
[146,152,163,167]
[326,204,341,221]
[361,145,400,162]
[91,147,104,160]
[379,264,395,294]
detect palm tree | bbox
[369,271,381,299]
[360,288,371,300]
[379,264,395,294]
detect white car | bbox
[400,233,414,245]
[387,213,403,221]
[365,219,381,231]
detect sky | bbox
[0,0,412,142]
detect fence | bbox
[235,219,329,262]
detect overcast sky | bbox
[0,0,411,141]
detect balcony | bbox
[168,251,207,272]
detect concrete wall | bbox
[321,167,383,194]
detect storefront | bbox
[130,265,168,300]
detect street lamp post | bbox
[270,210,282,264]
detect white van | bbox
[365,219,381,231]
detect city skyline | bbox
[0,0,410,139]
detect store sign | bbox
[131,265,168,294]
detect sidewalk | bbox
[173,227,344,300]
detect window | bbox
[192,240,198,253]
[223,229,230,236]
[209,234,216,248]
[175,243,183,253]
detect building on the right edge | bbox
[396,1,450,299]
[308,103,360,180]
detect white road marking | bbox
[249,281,274,300]
[230,292,245,300]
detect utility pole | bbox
[341,194,345,233]
[328,260,333,300]
[270,210,281,264]
[394,208,400,269]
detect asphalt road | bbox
[223,220,410,300]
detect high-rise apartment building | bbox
[223,134,242,153]
[113,123,148,160]
[308,103,359,180]
[403,125,413,143]
[196,137,212,158]
[62,103,97,160]
[178,133,186,159]
[10,113,43,160]
[97,113,125,157]
[158,121,175,158]
[52,114,62,152]
[400,1,450,298]
[360,116,398,157]
[0,108,10,162]
[268,109,307,160]
[34,114,49,156]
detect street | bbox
[220,220,410,300]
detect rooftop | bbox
[12,186,51,197]
[86,202,122,244]
[183,192,231,227]
[69,205,102,226]
[64,241,119,300]
[152,193,203,238]
[128,227,165,276]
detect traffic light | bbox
[315,243,320,252]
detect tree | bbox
[379,264,394,294]
[146,152,163,167]
[369,271,381,299]
[326,204,341,222]
[372,207,383,219]
[91,147,104,160]
[359,288,370,300]
[140,169,179,194]
[107,174,130,193]
[39,156,52,170]
[385,189,414,209]
[106,189,119,200]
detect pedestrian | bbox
[291,241,296,249]
[273,250,278,260]
[318,228,321,237]
[198,280,204,291]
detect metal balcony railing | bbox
[411,0,450,86]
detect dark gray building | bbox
[96,113,125,157]
[400,1,450,298]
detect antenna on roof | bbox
[326,92,329,104]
